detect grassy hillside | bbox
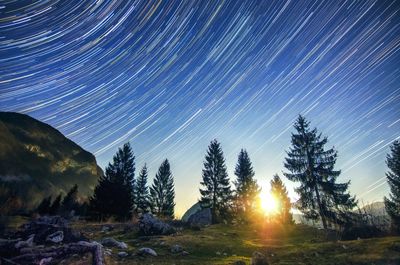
[68,222,400,265]
[0,112,102,213]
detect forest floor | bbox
[66,221,400,265]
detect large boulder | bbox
[251,251,268,265]
[138,214,175,236]
[100,237,128,249]
[187,208,212,226]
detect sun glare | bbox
[260,191,279,215]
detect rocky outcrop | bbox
[187,208,212,226]
[138,214,176,236]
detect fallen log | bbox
[10,241,104,265]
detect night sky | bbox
[1,0,399,216]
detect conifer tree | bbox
[284,115,356,229]
[89,142,135,220]
[234,149,260,220]
[199,139,232,223]
[384,140,400,233]
[150,159,175,219]
[270,174,293,224]
[135,164,150,214]
[49,194,62,215]
[62,184,79,213]
[36,196,52,215]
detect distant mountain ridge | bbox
[0,112,102,214]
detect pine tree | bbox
[62,184,79,213]
[49,194,62,215]
[284,115,356,229]
[384,140,400,233]
[270,174,293,224]
[199,139,233,223]
[234,149,260,220]
[89,142,135,220]
[36,196,52,215]
[150,159,175,219]
[135,164,150,214]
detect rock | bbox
[170,244,184,253]
[39,257,53,265]
[104,248,112,256]
[251,251,268,265]
[16,216,85,244]
[342,244,348,250]
[232,261,246,265]
[187,208,212,226]
[46,231,64,243]
[101,225,113,233]
[118,251,129,258]
[216,251,221,255]
[137,247,158,257]
[181,251,190,256]
[138,214,175,236]
[100,237,128,249]
[15,234,34,249]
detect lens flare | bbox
[260,191,279,215]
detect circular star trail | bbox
[1,0,399,215]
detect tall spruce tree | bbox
[90,142,135,220]
[49,193,62,215]
[150,159,175,219]
[199,139,232,223]
[135,164,150,214]
[36,196,52,215]
[284,115,356,229]
[384,140,400,233]
[61,184,79,213]
[234,149,260,219]
[270,174,293,224]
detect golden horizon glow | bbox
[260,190,279,215]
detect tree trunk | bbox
[314,185,328,229]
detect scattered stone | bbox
[232,261,246,265]
[138,214,176,236]
[101,225,113,233]
[342,244,348,250]
[39,257,53,265]
[223,252,228,256]
[104,248,112,256]
[100,237,128,249]
[137,247,158,257]
[118,251,129,258]
[170,244,184,253]
[15,234,34,249]
[46,231,64,243]
[187,208,212,227]
[216,251,221,255]
[181,251,190,256]
[251,251,268,265]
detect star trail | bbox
[1,0,399,216]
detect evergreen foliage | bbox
[284,115,356,229]
[89,143,135,220]
[150,159,175,219]
[234,149,260,220]
[36,196,52,215]
[384,140,400,234]
[49,193,62,215]
[199,139,233,223]
[270,174,294,224]
[135,164,150,214]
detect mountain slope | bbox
[0,112,102,214]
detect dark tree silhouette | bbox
[150,159,175,219]
[199,139,232,223]
[135,164,150,214]
[49,194,62,215]
[61,184,79,213]
[36,196,52,215]
[270,174,293,224]
[234,149,260,220]
[384,140,400,234]
[284,115,356,229]
[89,143,135,220]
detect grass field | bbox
[68,222,400,265]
